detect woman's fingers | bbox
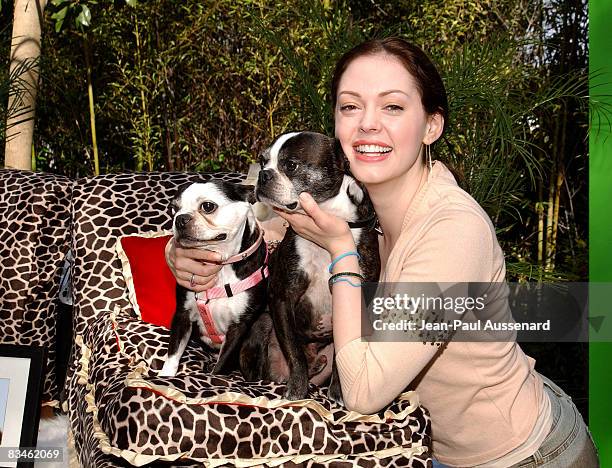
[299,192,345,234]
[176,246,223,263]
[175,258,221,292]
[272,194,347,247]
[176,271,218,293]
[165,237,222,292]
[298,192,326,228]
[165,237,179,275]
[274,208,317,238]
[298,192,318,214]
[175,255,222,277]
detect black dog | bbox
[160,181,268,378]
[243,132,380,403]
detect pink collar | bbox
[196,245,269,345]
[220,226,264,264]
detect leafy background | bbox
[0,0,597,417]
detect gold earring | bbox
[425,144,433,172]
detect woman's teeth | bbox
[355,144,392,154]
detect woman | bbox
[166,37,598,467]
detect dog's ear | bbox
[346,177,364,205]
[175,183,192,200]
[173,182,193,208]
[333,138,351,175]
[171,183,192,218]
[227,183,257,204]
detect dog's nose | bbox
[258,169,273,185]
[175,214,192,229]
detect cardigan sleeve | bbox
[335,206,498,414]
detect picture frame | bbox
[0,345,45,468]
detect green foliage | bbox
[248,1,368,135]
[49,0,97,32]
[1,0,592,280]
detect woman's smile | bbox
[353,140,393,162]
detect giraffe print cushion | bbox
[64,171,432,466]
[0,169,73,404]
[73,310,431,466]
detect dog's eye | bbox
[285,161,298,173]
[200,201,217,213]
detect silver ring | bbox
[190,273,196,288]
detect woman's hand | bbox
[273,192,356,257]
[165,237,223,293]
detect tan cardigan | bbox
[336,161,549,466]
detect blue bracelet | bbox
[330,277,362,288]
[328,251,361,273]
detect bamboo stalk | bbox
[31,142,36,171]
[549,104,568,272]
[155,16,173,171]
[134,17,152,171]
[537,183,544,264]
[265,50,274,137]
[550,168,565,271]
[84,34,100,176]
[545,160,556,272]
[545,100,563,272]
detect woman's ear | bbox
[423,112,444,145]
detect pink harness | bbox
[196,229,269,345]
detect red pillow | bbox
[117,233,176,329]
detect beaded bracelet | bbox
[328,271,365,291]
[328,251,361,273]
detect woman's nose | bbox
[359,107,381,132]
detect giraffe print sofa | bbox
[0,170,73,405]
[0,169,432,467]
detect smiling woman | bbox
[272,37,600,468]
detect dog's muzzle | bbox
[174,212,228,244]
[256,170,299,211]
[258,169,274,186]
[175,213,192,229]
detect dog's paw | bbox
[328,382,344,406]
[328,366,344,406]
[283,378,309,401]
[210,363,228,376]
[158,362,178,377]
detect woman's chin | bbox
[350,168,391,186]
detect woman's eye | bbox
[385,104,404,112]
[200,201,217,213]
[285,161,298,173]
[339,104,358,112]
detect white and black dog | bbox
[242,131,380,403]
[159,181,268,378]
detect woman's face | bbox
[334,53,441,186]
